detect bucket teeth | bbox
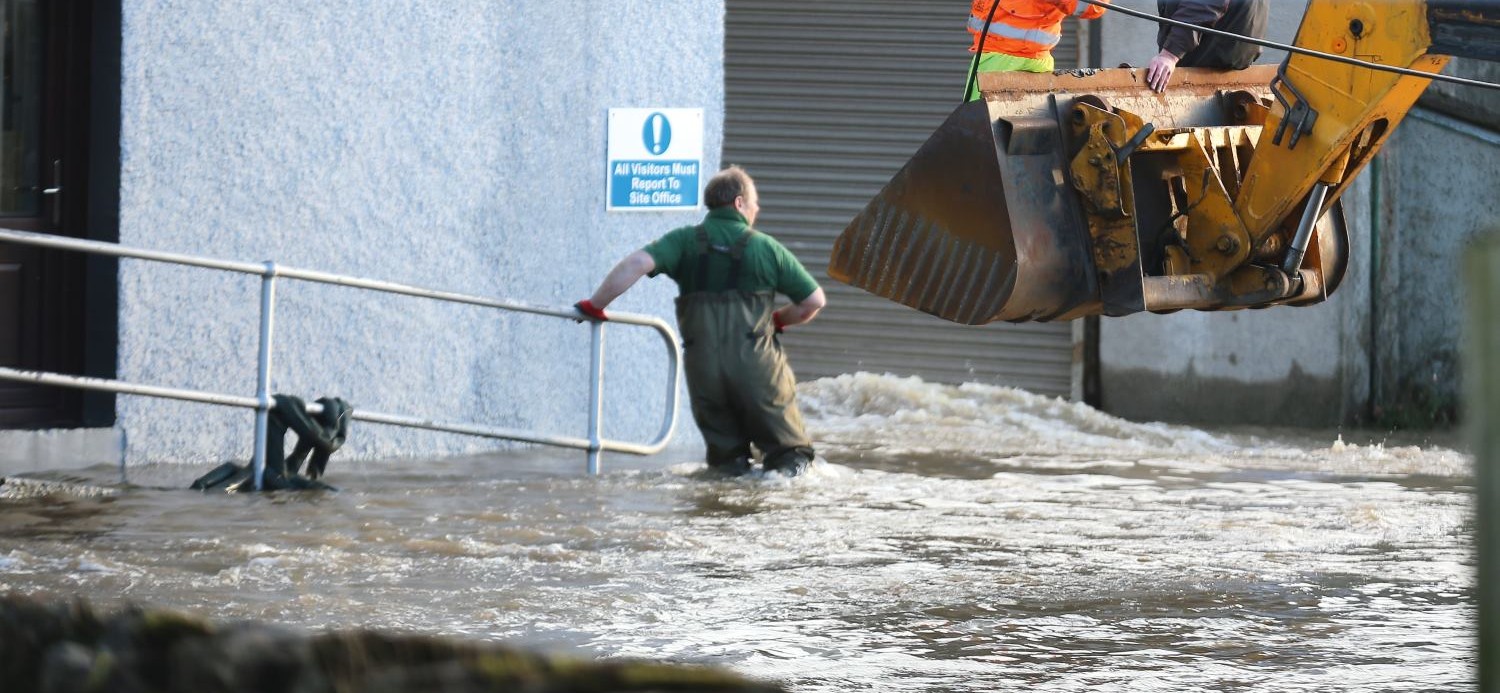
[831,100,1019,325]
[834,202,1016,325]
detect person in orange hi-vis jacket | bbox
[965,0,1108,101]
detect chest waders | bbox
[675,227,814,476]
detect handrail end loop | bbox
[0,230,686,471]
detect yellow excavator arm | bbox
[829,0,1500,324]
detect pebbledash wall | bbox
[117,1,722,464]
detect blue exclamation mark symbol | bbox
[643,112,672,155]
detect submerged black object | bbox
[762,446,814,477]
[191,394,352,492]
[707,455,753,477]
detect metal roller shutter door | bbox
[724,0,1083,397]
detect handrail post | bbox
[586,320,605,474]
[252,261,279,491]
[0,228,683,466]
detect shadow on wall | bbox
[1375,364,1460,430]
[1101,360,1344,428]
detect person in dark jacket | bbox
[1146,0,1269,92]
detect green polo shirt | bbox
[643,207,820,302]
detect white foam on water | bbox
[0,372,1475,692]
[799,372,1470,477]
[802,372,1237,458]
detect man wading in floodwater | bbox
[575,166,826,477]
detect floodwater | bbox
[0,373,1475,692]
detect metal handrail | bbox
[0,228,681,486]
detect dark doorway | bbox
[0,0,107,429]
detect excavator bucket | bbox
[828,96,1092,325]
[829,66,1348,324]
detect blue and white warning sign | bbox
[607,108,703,212]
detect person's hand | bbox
[772,311,786,334]
[1146,49,1180,92]
[574,299,609,322]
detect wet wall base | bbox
[1100,366,1346,428]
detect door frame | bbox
[0,0,118,429]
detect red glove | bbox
[772,312,786,334]
[574,299,609,322]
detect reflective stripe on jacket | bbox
[967,0,1108,59]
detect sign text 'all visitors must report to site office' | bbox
[607,108,703,212]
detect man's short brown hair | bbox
[703,165,755,209]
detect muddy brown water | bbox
[0,374,1475,691]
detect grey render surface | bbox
[1374,112,1500,424]
[117,1,722,464]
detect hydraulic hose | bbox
[963,0,1005,104]
[1076,0,1500,91]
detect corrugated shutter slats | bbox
[725,0,1079,397]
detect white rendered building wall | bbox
[118,1,722,464]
